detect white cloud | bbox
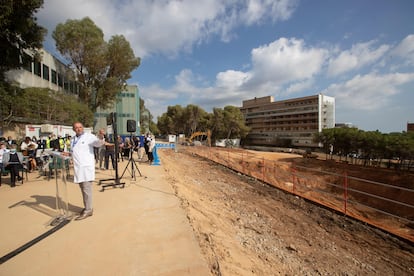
[216,70,251,88]
[321,72,414,111]
[285,80,314,94]
[327,40,390,76]
[37,0,298,58]
[249,37,327,87]
[392,34,414,66]
[243,0,298,24]
[173,69,199,93]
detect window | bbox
[51,70,57,84]
[22,54,32,72]
[57,73,63,87]
[34,61,41,77]
[42,64,49,81]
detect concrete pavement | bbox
[0,156,210,275]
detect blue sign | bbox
[155,143,175,149]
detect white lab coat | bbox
[71,132,104,183]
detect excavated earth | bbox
[159,148,414,275]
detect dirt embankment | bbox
[160,149,414,275]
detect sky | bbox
[36,0,414,133]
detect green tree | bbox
[0,0,46,77]
[223,105,249,139]
[157,105,186,135]
[315,127,414,170]
[52,17,140,111]
[156,104,249,142]
[1,86,93,127]
[0,83,25,126]
[209,108,225,141]
[314,129,335,159]
[183,105,208,136]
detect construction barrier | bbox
[182,146,414,243]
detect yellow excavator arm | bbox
[188,130,211,146]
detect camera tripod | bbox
[120,135,142,181]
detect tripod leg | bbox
[120,158,131,179]
[133,159,142,177]
[131,159,135,181]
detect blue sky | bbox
[36,0,414,133]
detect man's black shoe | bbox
[75,210,93,221]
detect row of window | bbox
[23,56,79,94]
[253,126,318,132]
[95,112,135,118]
[248,132,313,138]
[249,119,318,124]
[120,92,136,98]
[244,106,319,117]
[285,100,318,106]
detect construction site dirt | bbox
[159,147,414,275]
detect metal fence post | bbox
[291,163,296,194]
[262,157,265,182]
[344,171,348,215]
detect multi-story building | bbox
[5,49,79,94]
[94,85,141,136]
[240,94,335,147]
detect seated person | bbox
[20,136,38,171]
[0,142,9,173]
[2,144,24,187]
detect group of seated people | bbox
[0,134,70,187]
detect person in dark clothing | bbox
[144,134,150,161]
[132,136,141,159]
[2,144,24,187]
[104,135,116,170]
[50,134,60,151]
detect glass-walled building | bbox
[94,85,141,136]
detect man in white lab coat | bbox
[68,122,105,220]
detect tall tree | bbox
[53,17,140,111]
[222,106,249,139]
[0,0,46,77]
[184,105,207,136]
[209,108,225,141]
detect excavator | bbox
[187,130,211,147]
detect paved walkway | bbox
[0,156,210,275]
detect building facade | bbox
[94,85,141,136]
[240,94,335,147]
[5,49,79,94]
